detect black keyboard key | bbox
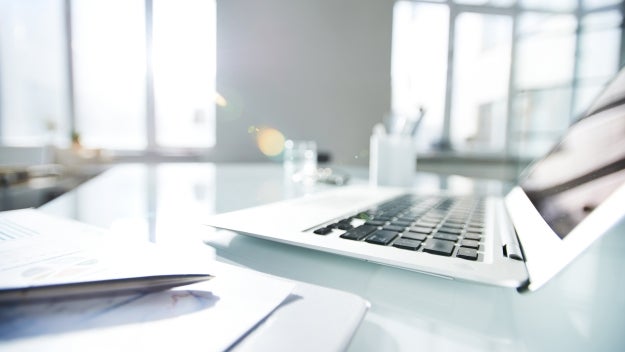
[391,220,413,227]
[464,232,482,241]
[438,227,463,235]
[365,220,386,226]
[365,230,399,245]
[383,225,406,232]
[460,239,480,249]
[420,217,442,224]
[433,233,459,242]
[408,226,433,234]
[313,227,333,235]
[414,221,438,228]
[456,247,478,261]
[442,221,464,228]
[402,232,427,241]
[340,225,377,241]
[393,238,422,251]
[423,239,455,256]
[337,223,354,230]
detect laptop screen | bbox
[520,69,625,239]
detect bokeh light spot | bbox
[215,91,228,107]
[256,127,285,157]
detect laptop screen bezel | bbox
[505,181,625,291]
[505,67,625,291]
[505,179,625,291]
[507,66,625,291]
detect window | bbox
[0,0,216,153]
[71,0,147,149]
[392,0,623,158]
[451,12,512,152]
[391,2,449,151]
[0,0,70,146]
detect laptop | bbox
[205,68,625,292]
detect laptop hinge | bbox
[503,243,524,261]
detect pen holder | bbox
[369,134,417,187]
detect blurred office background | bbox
[0,0,623,208]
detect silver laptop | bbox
[206,69,625,292]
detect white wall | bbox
[207,0,394,165]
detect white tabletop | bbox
[40,163,625,352]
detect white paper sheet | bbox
[0,209,215,298]
[0,209,295,351]
[0,261,294,351]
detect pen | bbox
[409,106,426,137]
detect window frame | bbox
[395,0,625,160]
[0,0,217,157]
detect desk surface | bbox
[39,163,625,352]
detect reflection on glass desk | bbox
[0,164,104,211]
[39,163,625,352]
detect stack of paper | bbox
[0,209,295,351]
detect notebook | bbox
[205,68,625,292]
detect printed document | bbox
[0,209,295,351]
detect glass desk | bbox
[39,163,625,351]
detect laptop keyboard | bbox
[311,194,486,261]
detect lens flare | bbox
[256,127,285,157]
[215,92,228,107]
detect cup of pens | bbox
[369,108,424,187]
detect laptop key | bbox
[364,220,386,226]
[414,221,438,228]
[460,239,480,249]
[408,226,433,234]
[423,239,455,256]
[340,225,377,241]
[383,225,406,232]
[441,222,464,229]
[365,230,399,245]
[337,223,354,230]
[313,227,333,235]
[438,227,463,235]
[433,233,459,242]
[393,238,422,251]
[391,220,413,227]
[464,232,482,241]
[456,247,478,261]
[402,232,427,241]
